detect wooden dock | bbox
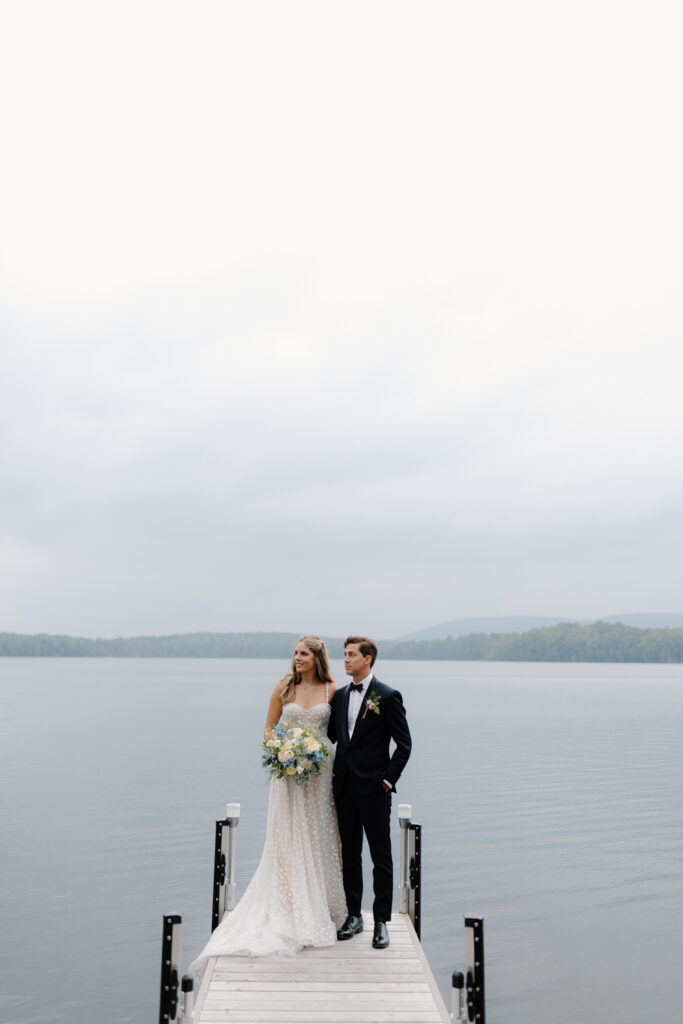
[192,912,451,1024]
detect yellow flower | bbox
[285,764,297,775]
[305,737,321,753]
[278,748,293,763]
[290,727,303,738]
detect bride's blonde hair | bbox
[279,635,333,705]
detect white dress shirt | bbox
[347,671,373,737]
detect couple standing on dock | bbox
[190,634,412,976]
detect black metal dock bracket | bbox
[408,821,422,939]
[464,915,486,1023]
[398,804,422,939]
[159,914,181,1024]
[211,802,240,932]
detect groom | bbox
[329,636,412,950]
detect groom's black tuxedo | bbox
[329,678,412,796]
[328,677,411,923]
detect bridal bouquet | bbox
[262,723,329,786]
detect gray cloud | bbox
[1,3,682,637]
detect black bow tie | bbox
[349,682,364,693]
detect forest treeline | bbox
[0,631,307,658]
[382,621,683,662]
[3,621,683,662]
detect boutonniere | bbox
[362,690,381,719]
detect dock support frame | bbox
[211,802,240,932]
[398,803,422,939]
[464,916,486,1023]
[159,914,182,1024]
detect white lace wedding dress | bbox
[189,695,347,976]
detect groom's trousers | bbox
[335,782,393,922]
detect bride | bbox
[189,636,347,974]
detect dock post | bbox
[397,803,422,938]
[464,916,486,1023]
[451,971,465,1023]
[159,914,182,1023]
[179,975,194,1023]
[398,804,412,914]
[211,802,240,932]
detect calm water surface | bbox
[1,658,682,1023]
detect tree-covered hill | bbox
[380,621,683,662]
[3,621,683,661]
[0,631,316,658]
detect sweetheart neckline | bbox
[286,702,329,712]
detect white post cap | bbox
[226,802,241,819]
[397,803,412,821]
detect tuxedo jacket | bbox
[328,677,412,798]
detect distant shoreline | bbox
[3,622,683,662]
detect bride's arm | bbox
[327,682,338,743]
[264,682,284,738]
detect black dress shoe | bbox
[372,921,389,948]
[337,915,363,940]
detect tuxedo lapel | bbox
[340,684,352,746]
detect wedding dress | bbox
[189,693,347,976]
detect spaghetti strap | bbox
[325,680,329,703]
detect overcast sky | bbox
[1,1,682,639]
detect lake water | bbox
[1,658,682,1023]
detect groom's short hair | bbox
[344,635,378,667]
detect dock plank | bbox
[209,982,432,993]
[194,913,449,1024]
